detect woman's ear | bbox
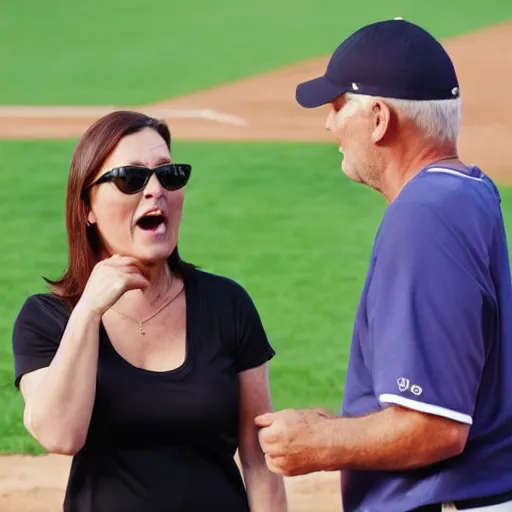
[87,209,97,227]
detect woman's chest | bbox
[89,324,241,447]
[102,299,187,373]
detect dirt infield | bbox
[1,20,511,512]
[0,455,342,512]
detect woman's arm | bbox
[18,255,149,455]
[238,363,288,511]
[20,303,102,455]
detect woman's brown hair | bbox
[45,110,195,309]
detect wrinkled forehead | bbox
[101,127,171,173]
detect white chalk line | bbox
[0,106,247,126]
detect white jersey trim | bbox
[426,167,484,181]
[442,500,512,511]
[379,394,473,425]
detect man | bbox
[255,19,512,512]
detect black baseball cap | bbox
[296,19,460,108]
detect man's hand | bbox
[254,408,336,476]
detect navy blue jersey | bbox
[342,165,512,511]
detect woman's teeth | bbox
[155,222,166,235]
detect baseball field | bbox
[1,1,512,510]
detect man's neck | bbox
[379,142,460,203]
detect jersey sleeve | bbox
[12,294,67,388]
[232,285,276,373]
[368,202,488,425]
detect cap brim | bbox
[296,75,347,108]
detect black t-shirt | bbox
[12,269,276,512]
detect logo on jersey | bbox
[397,378,423,396]
[411,385,423,396]
[397,378,410,392]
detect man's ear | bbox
[371,99,392,144]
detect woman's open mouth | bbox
[136,209,167,235]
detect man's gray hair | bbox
[346,92,462,143]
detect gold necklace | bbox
[112,284,184,335]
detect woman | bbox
[11,110,287,512]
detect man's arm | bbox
[256,405,469,476]
[323,405,469,471]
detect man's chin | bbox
[341,162,363,184]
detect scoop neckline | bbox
[99,270,196,380]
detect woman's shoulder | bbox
[15,292,71,328]
[188,268,255,302]
[12,293,71,387]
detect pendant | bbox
[138,324,146,335]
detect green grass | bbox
[1,139,512,453]
[1,0,511,105]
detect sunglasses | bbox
[89,163,192,195]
